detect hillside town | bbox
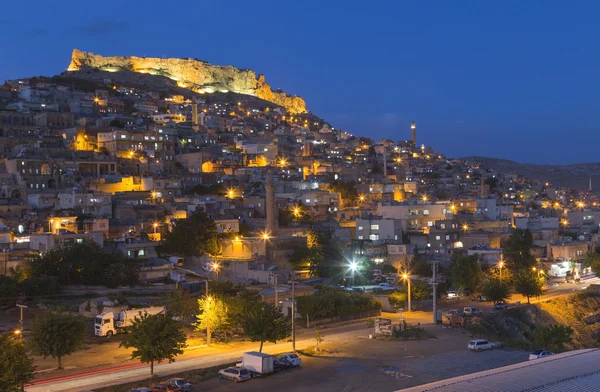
[3,63,600,392]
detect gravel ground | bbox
[197,327,529,392]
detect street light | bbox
[349,261,358,287]
[359,194,366,203]
[262,231,271,240]
[462,223,469,232]
[293,207,301,218]
[421,194,428,202]
[212,262,220,281]
[402,272,411,312]
[498,259,504,283]
[206,295,212,346]
[152,222,158,234]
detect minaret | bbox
[590,177,592,192]
[265,170,277,236]
[411,122,416,146]
[191,97,199,127]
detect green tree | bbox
[165,288,197,322]
[532,324,573,351]
[481,279,510,304]
[330,181,359,205]
[30,312,88,369]
[0,333,35,392]
[410,279,430,301]
[388,291,408,308]
[120,313,187,375]
[194,297,230,339]
[0,276,19,306]
[514,271,544,304]
[160,209,221,256]
[450,255,482,293]
[583,248,600,276]
[237,302,291,352]
[504,229,536,271]
[315,328,323,350]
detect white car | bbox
[467,339,496,352]
[529,350,553,360]
[218,367,251,382]
[378,283,395,290]
[166,378,192,391]
[463,307,483,316]
[279,353,302,367]
[447,291,460,299]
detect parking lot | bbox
[197,326,529,391]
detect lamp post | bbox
[402,272,411,312]
[16,303,27,334]
[153,222,158,234]
[291,270,296,351]
[212,262,220,281]
[498,255,504,283]
[349,261,358,287]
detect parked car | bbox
[529,350,553,360]
[130,388,153,392]
[386,276,397,284]
[473,295,486,302]
[445,309,463,318]
[493,302,509,311]
[377,283,395,290]
[279,353,302,367]
[218,367,251,383]
[152,384,182,392]
[467,339,496,351]
[165,378,191,391]
[463,307,482,316]
[274,357,293,371]
[371,276,383,284]
[446,291,460,299]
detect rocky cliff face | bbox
[67,49,307,113]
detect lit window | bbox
[370,224,379,230]
[436,236,441,240]
[369,234,379,241]
[358,235,363,240]
[446,235,450,240]
[358,226,363,231]
[423,210,430,215]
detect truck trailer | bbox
[94,306,165,337]
[241,352,274,376]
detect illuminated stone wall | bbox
[68,49,307,114]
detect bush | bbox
[297,287,382,321]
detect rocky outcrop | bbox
[67,49,307,113]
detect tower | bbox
[191,97,199,127]
[411,122,416,146]
[265,170,277,236]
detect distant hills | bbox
[466,156,600,191]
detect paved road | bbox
[26,322,371,392]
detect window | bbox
[440,223,446,229]
[446,235,450,240]
[76,238,83,244]
[369,234,379,241]
[428,221,433,227]
[436,235,441,240]
[423,209,430,215]
[370,224,379,230]
[120,134,126,139]
[358,235,363,240]
[358,226,363,231]
[305,199,310,203]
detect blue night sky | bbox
[1,1,598,164]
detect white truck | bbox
[94,306,165,337]
[241,352,274,375]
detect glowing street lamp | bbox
[227,189,235,198]
[577,201,585,210]
[402,272,411,312]
[421,194,429,202]
[561,219,569,227]
[348,261,358,287]
[212,262,220,281]
[293,207,301,218]
[498,257,504,283]
[462,223,469,232]
[152,222,158,234]
[279,158,288,168]
[358,194,366,203]
[262,231,271,240]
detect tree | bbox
[514,271,544,304]
[329,181,359,206]
[481,280,510,304]
[237,302,291,352]
[450,255,482,293]
[120,313,186,375]
[504,229,536,271]
[195,297,230,339]
[0,333,35,392]
[165,288,197,322]
[0,276,19,306]
[583,248,600,276]
[315,329,323,351]
[388,291,408,309]
[410,279,430,301]
[30,312,87,369]
[532,324,573,351]
[160,209,221,256]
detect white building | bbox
[356,218,403,241]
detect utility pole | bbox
[274,273,278,308]
[407,277,411,312]
[291,271,296,351]
[17,304,27,331]
[205,279,211,346]
[431,260,438,324]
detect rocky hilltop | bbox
[67,49,307,114]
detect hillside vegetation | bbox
[468,285,600,350]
